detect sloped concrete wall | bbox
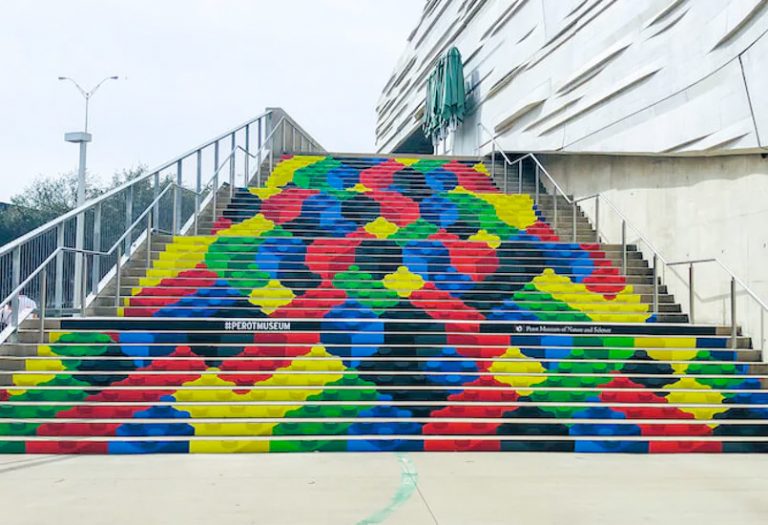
[542,153,768,350]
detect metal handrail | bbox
[0,110,274,258]
[514,153,572,204]
[476,126,767,350]
[573,193,767,346]
[477,123,573,204]
[0,108,324,337]
[251,117,289,185]
[574,193,669,266]
[665,256,768,314]
[249,115,322,186]
[667,258,768,350]
[0,112,324,342]
[0,182,177,313]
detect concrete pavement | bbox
[1,453,767,524]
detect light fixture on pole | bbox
[59,75,119,309]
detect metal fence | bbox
[477,123,768,354]
[0,108,323,340]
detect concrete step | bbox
[119,268,660,284]
[15,318,745,341]
[113,277,671,296]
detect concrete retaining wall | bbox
[541,153,768,352]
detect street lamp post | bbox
[59,76,119,309]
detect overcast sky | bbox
[0,0,422,201]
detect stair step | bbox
[3,153,762,456]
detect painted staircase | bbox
[1,154,767,454]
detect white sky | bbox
[0,0,422,201]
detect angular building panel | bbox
[376,0,768,156]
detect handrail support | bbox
[594,195,600,243]
[114,245,122,310]
[552,193,558,234]
[652,254,659,313]
[491,143,496,182]
[731,277,738,349]
[689,263,695,324]
[39,267,47,343]
[621,220,627,275]
[572,202,577,243]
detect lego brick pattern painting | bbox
[2,156,766,454]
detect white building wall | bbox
[376,0,768,157]
[377,0,768,343]
[541,153,768,353]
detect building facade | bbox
[377,0,768,157]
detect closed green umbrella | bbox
[423,47,466,144]
[424,58,443,140]
[440,47,466,131]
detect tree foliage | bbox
[0,167,148,246]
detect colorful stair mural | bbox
[1,155,767,454]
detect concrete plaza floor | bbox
[1,452,767,524]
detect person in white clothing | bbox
[0,303,10,329]
[0,295,37,330]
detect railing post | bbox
[518,161,522,194]
[152,171,160,230]
[257,119,263,187]
[553,193,558,234]
[534,163,540,205]
[214,140,220,223]
[244,150,250,187]
[171,184,178,235]
[491,143,496,181]
[174,160,183,235]
[81,254,88,317]
[54,224,64,310]
[730,277,737,349]
[652,254,659,313]
[503,161,508,194]
[11,247,20,329]
[74,218,84,310]
[621,220,627,275]
[270,122,276,173]
[281,121,287,155]
[124,184,134,254]
[212,171,219,226]
[572,202,577,243]
[594,195,600,243]
[146,213,153,270]
[214,140,220,178]
[229,132,236,197]
[39,267,47,343]
[92,202,102,293]
[115,245,122,310]
[195,149,202,236]
[688,263,695,324]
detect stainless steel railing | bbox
[477,123,768,352]
[1,181,177,336]
[0,108,323,341]
[667,258,768,350]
